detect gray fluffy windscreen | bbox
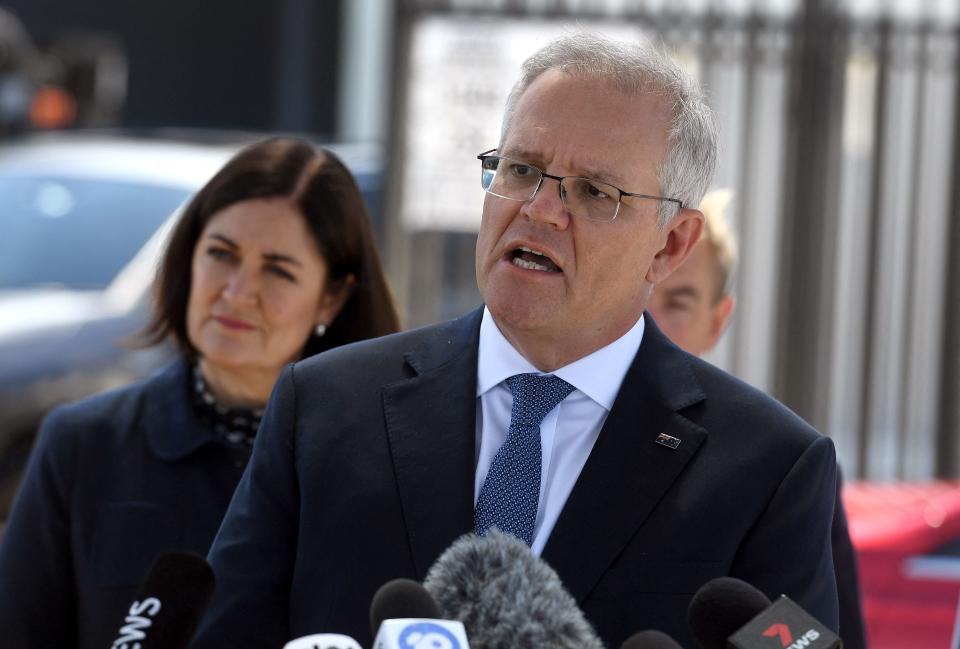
[423,529,606,649]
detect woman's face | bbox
[186,197,342,377]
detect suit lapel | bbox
[381,310,483,579]
[542,316,708,603]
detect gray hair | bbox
[500,31,719,227]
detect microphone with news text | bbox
[107,551,215,649]
[423,529,604,649]
[369,578,471,649]
[687,577,842,649]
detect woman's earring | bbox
[315,323,327,337]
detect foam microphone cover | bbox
[423,529,604,649]
[369,578,443,637]
[619,629,684,649]
[687,577,771,649]
[108,551,216,649]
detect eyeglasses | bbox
[477,149,683,223]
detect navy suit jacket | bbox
[0,361,248,649]
[194,310,838,648]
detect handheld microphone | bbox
[687,577,842,649]
[283,633,363,649]
[619,629,683,648]
[369,578,471,649]
[108,551,215,649]
[423,529,604,649]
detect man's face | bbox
[475,69,703,369]
[648,238,734,356]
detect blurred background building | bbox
[2,1,960,643]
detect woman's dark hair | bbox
[143,137,400,359]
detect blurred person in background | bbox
[646,188,736,356]
[648,189,867,649]
[0,137,400,649]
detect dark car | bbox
[0,132,384,524]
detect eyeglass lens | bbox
[480,155,620,222]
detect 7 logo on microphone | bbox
[729,596,843,649]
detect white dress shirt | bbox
[474,307,645,555]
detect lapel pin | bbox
[655,433,681,450]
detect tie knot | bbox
[505,373,575,429]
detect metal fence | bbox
[383,0,960,479]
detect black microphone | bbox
[687,577,842,649]
[108,551,215,649]
[619,629,683,649]
[688,577,771,649]
[423,529,604,649]
[369,578,471,649]
[369,578,443,637]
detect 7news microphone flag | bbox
[688,577,842,649]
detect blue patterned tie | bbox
[475,373,575,545]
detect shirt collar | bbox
[477,307,645,411]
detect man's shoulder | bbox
[660,353,836,514]
[682,352,822,448]
[293,309,482,385]
[635,323,819,446]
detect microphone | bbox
[687,577,771,649]
[423,529,604,649]
[370,578,442,634]
[285,578,432,649]
[283,634,363,649]
[369,578,471,649]
[108,551,215,649]
[687,577,842,649]
[619,629,683,649]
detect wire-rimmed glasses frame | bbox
[477,149,683,223]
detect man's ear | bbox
[645,208,704,284]
[315,274,357,328]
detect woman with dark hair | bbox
[0,137,400,649]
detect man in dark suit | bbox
[193,32,839,648]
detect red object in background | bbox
[844,482,960,649]
[28,86,77,129]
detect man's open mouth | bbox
[509,246,561,273]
